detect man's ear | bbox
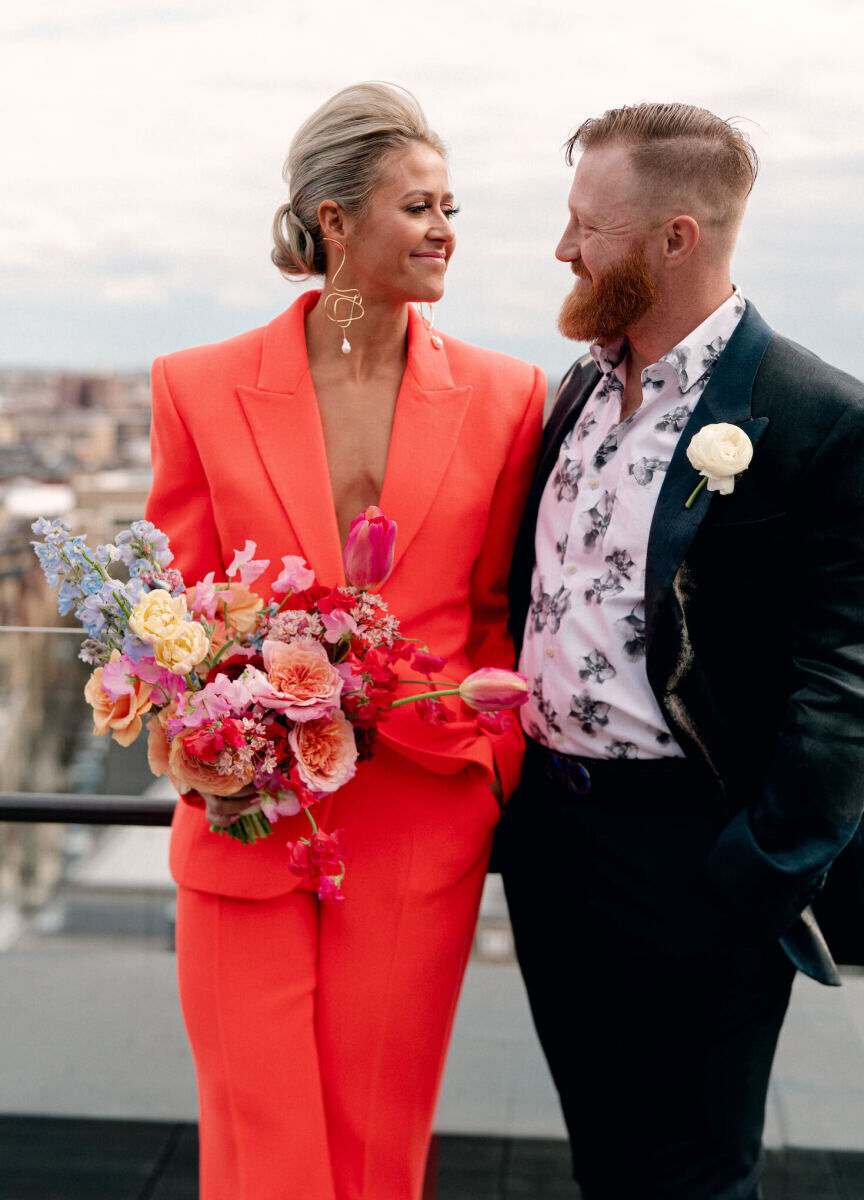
[662,215,700,267]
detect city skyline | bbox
[2,0,863,383]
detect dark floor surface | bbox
[2,1117,864,1199]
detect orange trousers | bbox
[175,745,499,1200]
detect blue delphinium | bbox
[31,518,182,665]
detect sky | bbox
[2,0,863,385]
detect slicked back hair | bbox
[565,102,758,236]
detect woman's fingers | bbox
[201,790,260,828]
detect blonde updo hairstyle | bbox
[272,82,446,279]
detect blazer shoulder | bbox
[438,331,544,394]
[153,323,268,395]
[758,334,864,422]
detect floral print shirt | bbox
[519,288,746,759]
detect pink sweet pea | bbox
[321,609,359,644]
[412,649,447,675]
[260,792,302,823]
[458,668,530,712]
[272,555,315,595]
[101,655,186,703]
[343,507,397,592]
[188,571,219,620]
[227,540,269,586]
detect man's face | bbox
[555,144,661,344]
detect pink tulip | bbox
[343,507,397,592]
[458,668,530,712]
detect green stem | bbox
[389,688,460,709]
[207,636,238,668]
[685,477,708,510]
[304,807,319,836]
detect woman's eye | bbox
[405,203,461,218]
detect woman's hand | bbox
[200,785,259,829]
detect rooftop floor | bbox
[3,1118,864,1199]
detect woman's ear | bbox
[318,200,346,242]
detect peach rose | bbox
[222,582,264,636]
[84,650,154,746]
[154,620,210,674]
[262,639,342,718]
[146,713,171,777]
[288,709,358,793]
[167,725,254,797]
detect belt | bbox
[524,737,704,801]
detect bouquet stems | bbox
[211,808,274,844]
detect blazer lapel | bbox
[644,301,774,647]
[236,291,346,586]
[378,305,472,572]
[236,297,472,585]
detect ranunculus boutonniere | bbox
[684,422,754,509]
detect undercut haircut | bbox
[565,102,758,234]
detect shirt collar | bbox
[589,287,746,394]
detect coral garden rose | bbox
[84,649,154,746]
[167,724,254,796]
[288,709,358,793]
[262,639,343,716]
[128,589,188,643]
[154,620,210,674]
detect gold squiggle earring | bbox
[323,238,365,354]
[417,301,443,350]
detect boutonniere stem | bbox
[685,477,708,509]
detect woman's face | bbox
[341,141,457,305]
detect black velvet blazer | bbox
[508,302,864,985]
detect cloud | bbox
[1,0,864,380]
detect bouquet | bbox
[32,507,529,900]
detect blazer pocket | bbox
[705,510,787,533]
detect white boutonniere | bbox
[684,422,754,509]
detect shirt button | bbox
[566,564,578,575]
[545,646,555,659]
[588,478,600,490]
[552,733,565,747]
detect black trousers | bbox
[498,741,795,1200]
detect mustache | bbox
[570,260,590,280]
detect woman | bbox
[146,82,544,1200]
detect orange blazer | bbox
[146,289,545,897]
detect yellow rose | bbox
[154,620,210,674]
[129,589,188,643]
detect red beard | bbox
[558,245,660,345]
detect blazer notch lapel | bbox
[645,302,775,649]
[236,380,344,587]
[379,379,473,570]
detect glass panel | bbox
[0,621,175,948]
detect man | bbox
[498,103,864,1200]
